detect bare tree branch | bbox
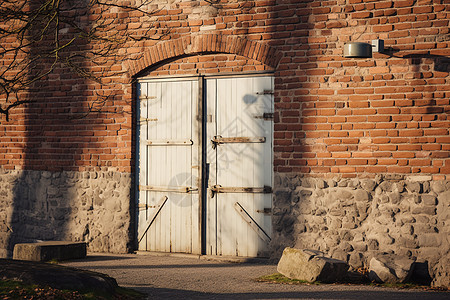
[0,0,167,120]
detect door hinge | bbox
[254,113,274,120]
[139,118,158,124]
[256,208,272,214]
[256,90,274,95]
[139,95,157,101]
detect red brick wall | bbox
[1,0,449,178]
[142,54,271,76]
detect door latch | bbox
[211,135,222,150]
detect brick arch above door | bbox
[128,34,281,76]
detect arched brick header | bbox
[128,34,280,76]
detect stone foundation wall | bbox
[272,174,450,288]
[0,169,133,258]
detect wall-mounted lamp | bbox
[344,39,384,58]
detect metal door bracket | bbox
[139,185,199,193]
[256,90,274,95]
[139,95,157,101]
[256,208,272,214]
[211,136,266,149]
[210,185,272,198]
[139,118,158,124]
[138,203,161,210]
[147,139,193,146]
[254,113,274,120]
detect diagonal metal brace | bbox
[138,196,168,243]
[234,202,271,243]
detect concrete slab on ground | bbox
[13,241,87,262]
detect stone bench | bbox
[13,241,87,262]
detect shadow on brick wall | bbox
[384,48,450,116]
[7,0,91,257]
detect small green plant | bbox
[370,281,448,291]
[255,273,320,285]
[255,273,448,292]
[48,259,60,264]
[373,282,418,289]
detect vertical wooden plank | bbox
[217,78,229,256]
[192,79,201,254]
[263,76,274,255]
[178,80,189,253]
[243,77,256,257]
[155,81,164,252]
[164,81,172,252]
[185,80,192,253]
[249,77,263,256]
[137,81,148,251]
[171,80,178,252]
[205,78,212,256]
[217,77,237,256]
[187,80,194,253]
[179,80,188,252]
[232,77,243,256]
[148,82,158,252]
[151,81,159,252]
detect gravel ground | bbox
[62,253,449,300]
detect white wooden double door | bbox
[137,75,273,257]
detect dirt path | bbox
[62,253,449,300]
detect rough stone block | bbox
[277,247,349,283]
[354,189,370,202]
[438,191,450,205]
[13,241,87,262]
[361,179,376,191]
[421,194,437,206]
[432,255,450,288]
[407,176,432,182]
[388,192,401,204]
[417,234,441,248]
[369,254,415,283]
[397,236,417,248]
[349,252,364,269]
[406,181,422,193]
[431,181,446,194]
[412,206,437,215]
[379,181,394,192]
